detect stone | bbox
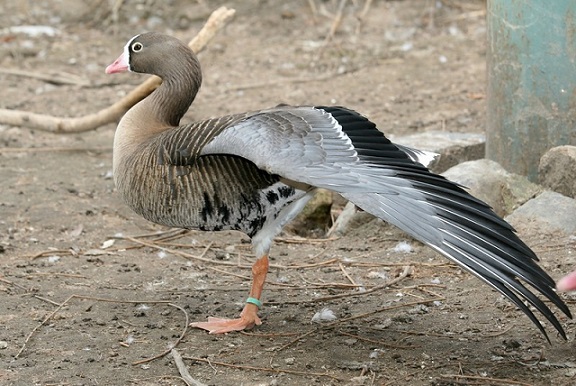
[392,131,485,172]
[539,145,576,198]
[442,159,541,217]
[505,191,576,235]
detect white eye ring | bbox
[131,42,143,52]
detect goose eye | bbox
[131,42,143,52]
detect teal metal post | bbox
[486,0,576,181]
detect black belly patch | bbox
[201,192,214,222]
[266,190,279,204]
[218,204,231,223]
[278,186,293,199]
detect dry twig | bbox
[325,0,348,43]
[338,262,357,286]
[338,330,413,349]
[121,233,341,271]
[171,349,208,386]
[0,276,30,292]
[440,373,534,386]
[184,355,344,381]
[15,294,188,365]
[276,329,318,352]
[359,0,373,19]
[0,6,236,133]
[269,265,413,305]
[326,296,444,327]
[0,68,91,86]
[132,302,190,365]
[15,294,75,359]
[0,146,111,153]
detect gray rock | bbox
[392,131,485,172]
[505,191,576,235]
[442,159,541,217]
[539,145,576,198]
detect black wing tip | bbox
[313,106,574,342]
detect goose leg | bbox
[191,254,269,334]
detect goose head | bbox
[106,32,203,127]
[106,32,201,79]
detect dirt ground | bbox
[2,1,576,385]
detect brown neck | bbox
[146,52,203,127]
[113,47,202,175]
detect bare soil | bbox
[1,1,576,385]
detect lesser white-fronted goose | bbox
[106,32,570,339]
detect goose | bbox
[105,32,571,339]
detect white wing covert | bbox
[200,106,416,194]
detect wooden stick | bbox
[326,0,348,42]
[129,302,191,365]
[439,373,534,386]
[183,355,344,381]
[171,349,208,386]
[15,294,177,360]
[0,68,91,86]
[338,262,357,286]
[269,265,413,305]
[15,294,75,359]
[0,6,236,133]
[359,0,373,19]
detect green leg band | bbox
[246,297,262,308]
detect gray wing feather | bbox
[199,105,570,340]
[201,107,401,193]
[341,187,569,340]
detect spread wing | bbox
[198,105,570,340]
[201,106,430,192]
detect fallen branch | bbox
[14,294,187,365]
[0,6,236,133]
[183,355,344,381]
[325,0,348,43]
[326,295,444,327]
[268,265,414,305]
[15,294,75,359]
[132,302,190,366]
[439,373,534,386]
[337,330,413,349]
[0,146,111,153]
[171,349,208,386]
[0,68,91,86]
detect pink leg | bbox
[190,255,269,334]
[557,270,576,292]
